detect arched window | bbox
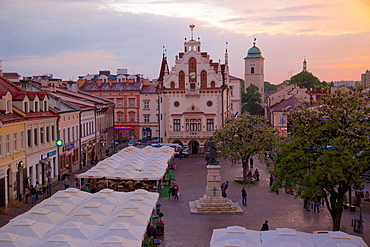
[251,67,255,74]
[188,57,197,83]
[201,70,207,88]
[179,71,185,88]
[211,81,216,88]
[170,81,175,89]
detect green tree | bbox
[264,81,278,92]
[214,113,282,181]
[270,90,370,231]
[242,84,263,115]
[290,71,321,89]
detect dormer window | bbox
[24,102,28,113]
[44,101,47,111]
[35,102,38,112]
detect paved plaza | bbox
[158,155,370,247]
[0,154,369,246]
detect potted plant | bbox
[156,212,164,235]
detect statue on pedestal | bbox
[208,136,219,165]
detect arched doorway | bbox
[188,140,199,155]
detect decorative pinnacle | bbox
[189,23,195,40]
[253,37,256,46]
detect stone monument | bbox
[189,137,243,214]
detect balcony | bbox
[185,89,200,97]
[167,131,214,140]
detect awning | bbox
[40,158,52,164]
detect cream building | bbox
[157,24,232,154]
[244,39,265,96]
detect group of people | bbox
[25,181,46,204]
[169,183,180,200]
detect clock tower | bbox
[244,38,264,96]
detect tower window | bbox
[251,67,255,74]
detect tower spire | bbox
[253,37,256,46]
[189,23,195,41]
[303,57,307,72]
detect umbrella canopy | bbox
[10,208,65,225]
[71,202,116,216]
[261,228,314,247]
[82,193,120,205]
[97,189,127,200]
[0,219,54,239]
[89,235,141,247]
[51,192,85,205]
[44,222,99,240]
[76,168,109,179]
[311,231,367,247]
[32,199,76,215]
[103,211,150,226]
[94,222,145,241]
[210,226,261,247]
[111,203,154,216]
[58,209,107,226]
[0,233,40,247]
[62,188,91,199]
[36,234,91,247]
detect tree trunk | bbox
[332,206,343,231]
[242,155,250,181]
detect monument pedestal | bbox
[189,164,243,214]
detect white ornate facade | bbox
[157,25,232,154]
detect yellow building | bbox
[0,88,26,209]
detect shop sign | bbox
[280,127,288,131]
[47,150,57,157]
[114,125,134,130]
[64,142,76,151]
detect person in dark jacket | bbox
[261,220,269,231]
[147,224,157,239]
[30,185,37,204]
[241,187,247,206]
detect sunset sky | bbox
[0,0,369,84]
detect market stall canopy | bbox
[0,190,159,246]
[311,231,367,247]
[77,146,174,181]
[261,228,314,247]
[210,226,261,247]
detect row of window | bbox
[27,125,56,147]
[116,99,137,108]
[24,100,48,113]
[0,132,25,156]
[173,119,214,131]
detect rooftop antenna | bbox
[225,41,228,53]
[189,23,195,40]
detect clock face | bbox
[189,72,196,79]
[250,61,255,66]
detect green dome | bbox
[245,45,262,58]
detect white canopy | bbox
[77,146,174,181]
[0,190,159,246]
[210,227,367,247]
[311,231,367,247]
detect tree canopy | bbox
[241,84,263,115]
[289,71,321,89]
[270,90,370,231]
[214,113,281,181]
[264,81,278,92]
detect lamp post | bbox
[45,163,52,198]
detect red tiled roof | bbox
[158,56,168,82]
[141,84,157,93]
[0,77,23,93]
[270,97,300,112]
[3,73,20,78]
[229,75,242,80]
[26,110,59,119]
[66,101,95,110]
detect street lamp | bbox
[45,163,52,198]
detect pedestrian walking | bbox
[30,185,37,204]
[250,157,254,169]
[35,182,42,200]
[261,220,269,231]
[268,173,274,187]
[63,176,70,189]
[242,187,247,206]
[179,150,182,160]
[172,184,179,200]
[254,168,260,181]
[25,187,30,204]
